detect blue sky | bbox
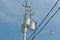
[0,0,60,40]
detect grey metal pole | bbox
[23,27,27,40]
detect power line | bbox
[32,7,60,40]
[27,0,59,40]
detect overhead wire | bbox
[27,0,59,40]
[32,7,60,40]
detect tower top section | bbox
[22,0,32,15]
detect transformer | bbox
[28,21,35,31]
[24,15,31,27]
[21,13,36,33]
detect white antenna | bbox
[21,0,36,40]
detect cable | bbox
[32,7,60,40]
[27,0,59,40]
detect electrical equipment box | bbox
[28,21,35,31]
[24,15,30,27]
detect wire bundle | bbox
[28,0,59,40]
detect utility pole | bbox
[23,27,27,40]
[21,0,36,40]
[23,1,30,40]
